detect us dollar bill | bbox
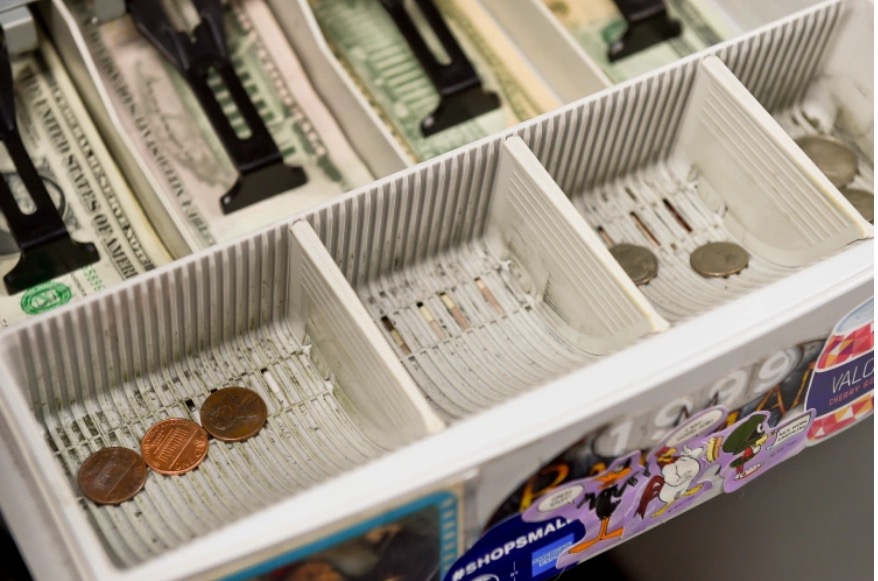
[311,0,560,162]
[70,0,373,251]
[0,36,171,327]
[544,0,729,83]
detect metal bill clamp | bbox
[0,3,100,294]
[126,0,308,214]
[607,0,682,62]
[379,0,500,137]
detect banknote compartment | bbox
[45,0,377,254]
[306,136,668,422]
[279,0,567,163]
[0,223,442,567]
[267,0,413,176]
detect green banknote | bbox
[74,0,373,251]
[1,35,171,326]
[544,0,728,83]
[311,0,559,162]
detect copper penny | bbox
[141,418,209,475]
[78,447,147,505]
[609,243,659,285]
[200,387,268,442]
[690,241,750,278]
[841,188,874,223]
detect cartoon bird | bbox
[568,459,638,554]
[635,446,704,519]
[709,415,769,479]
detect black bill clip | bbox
[0,39,99,294]
[607,0,682,62]
[379,0,499,137]
[126,0,306,214]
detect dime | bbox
[690,242,749,278]
[795,134,858,188]
[840,188,874,223]
[141,418,209,476]
[78,447,147,505]
[609,243,659,285]
[200,387,268,442]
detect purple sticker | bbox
[623,408,728,536]
[521,452,644,569]
[706,410,814,494]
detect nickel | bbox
[609,243,659,285]
[78,447,147,505]
[841,188,874,223]
[795,134,858,188]
[141,418,209,476]
[200,387,268,442]
[690,241,749,278]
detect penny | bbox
[795,134,858,188]
[609,243,659,285]
[141,418,209,475]
[690,241,749,278]
[841,188,874,223]
[78,447,147,505]
[200,387,268,442]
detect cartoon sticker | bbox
[624,408,728,536]
[706,410,814,494]
[520,452,644,569]
[806,298,874,443]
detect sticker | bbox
[521,452,644,569]
[224,490,461,581]
[20,281,72,315]
[624,408,728,537]
[442,514,584,581]
[706,410,813,494]
[805,298,874,443]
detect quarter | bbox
[78,447,147,505]
[840,188,874,223]
[200,387,269,442]
[690,241,749,278]
[609,243,659,285]
[795,134,858,188]
[141,418,209,475]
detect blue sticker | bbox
[443,514,584,581]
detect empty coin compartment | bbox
[523,23,872,323]
[305,136,668,421]
[0,224,442,567]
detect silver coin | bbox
[609,243,659,285]
[690,242,749,278]
[795,134,858,188]
[840,188,874,223]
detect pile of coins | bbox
[610,239,750,285]
[795,134,874,223]
[78,387,268,505]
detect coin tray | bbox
[0,1,873,580]
[305,135,667,421]
[554,53,871,323]
[0,223,441,566]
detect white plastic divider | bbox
[476,0,613,102]
[0,223,441,569]
[675,56,872,265]
[267,0,412,176]
[486,137,669,352]
[288,221,446,447]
